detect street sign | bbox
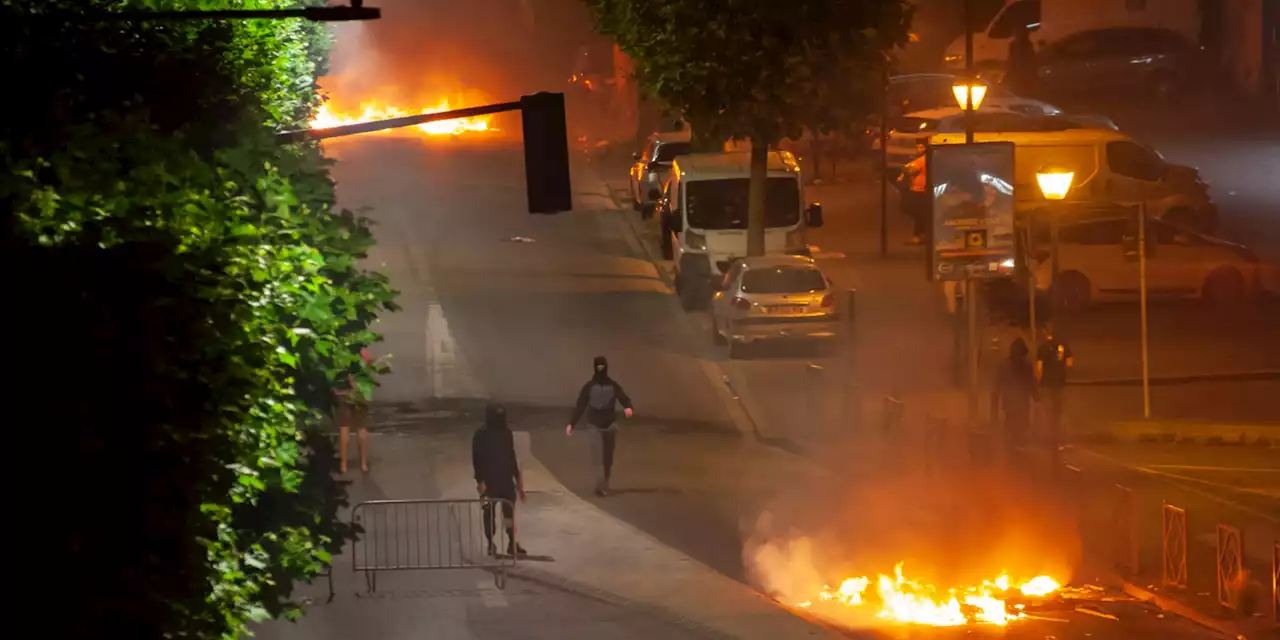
[927,141,1016,282]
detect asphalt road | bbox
[321,133,1228,637]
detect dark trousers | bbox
[1044,386,1066,448]
[588,427,617,490]
[903,190,929,237]
[481,486,516,548]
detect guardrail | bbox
[351,498,517,593]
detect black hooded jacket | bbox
[472,403,519,491]
[568,356,632,429]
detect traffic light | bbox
[520,92,572,214]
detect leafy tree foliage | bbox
[2,1,396,637]
[585,0,913,254]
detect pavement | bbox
[244,132,1254,638]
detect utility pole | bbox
[963,0,980,423]
[880,53,890,259]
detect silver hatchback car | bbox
[710,255,840,356]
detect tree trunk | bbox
[747,138,769,257]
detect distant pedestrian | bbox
[472,402,527,556]
[1005,24,1039,96]
[900,143,929,245]
[1035,322,1074,454]
[991,338,1039,458]
[565,356,633,497]
[335,348,374,474]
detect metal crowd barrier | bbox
[351,498,517,592]
[1161,503,1188,589]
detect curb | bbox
[1075,420,1280,446]
[505,566,738,639]
[1118,580,1254,639]
[1071,370,1280,387]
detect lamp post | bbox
[1034,167,1074,348]
[951,75,987,422]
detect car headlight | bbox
[945,54,963,64]
[684,230,707,251]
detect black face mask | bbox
[592,356,608,379]
[484,403,508,429]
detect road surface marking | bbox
[477,578,507,608]
[1146,464,1280,473]
[1077,448,1278,523]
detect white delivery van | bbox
[650,151,824,310]
[929,127,1217,231]
[944,0,1200,73]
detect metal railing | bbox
[351,498,517,592]
[1162,503,1188,589]
[1216,524,1243,610]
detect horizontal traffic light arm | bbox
[276,101,521,143]
[89,6,380,22]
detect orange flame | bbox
[310,99,496,136]
[796,563,1060,627]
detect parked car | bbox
[710,255,841,357]
[629,130,693,209]
[889,73,1063,117]
[878,106,1118,174]
[1031,216,1273,310]
[1035,27,1208,102]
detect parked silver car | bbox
[710,255,840,357]
[630,130,692,210]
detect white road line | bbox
[477,578,508,608]
[1146,464,1280,473]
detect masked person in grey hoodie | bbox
[472,402,527,556]
[565,356,633,496]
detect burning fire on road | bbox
[310,98,497,137]
[794,562,1060,627]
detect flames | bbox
[794,563,1060,627]
[310,99,496,137]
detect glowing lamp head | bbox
[952,82,988,111]
[1036,167,1075,201]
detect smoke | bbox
[739,436,1083,629]
[324,0,595,105]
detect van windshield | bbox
[685,178,801,230]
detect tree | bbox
[2,1,396,637]
[585,0,913,255]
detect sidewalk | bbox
[254,428,842,640]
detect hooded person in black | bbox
[472,402,526,556]
[565,356,633,496]
[991,338,1038,457]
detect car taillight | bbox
[820,294,834,307]
[731,296,752,311]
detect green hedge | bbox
[2,2,396,637]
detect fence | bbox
[1216,525,1243,610]
[351,498,517,592]
[1162,504,1188,589]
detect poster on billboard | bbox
[926,141,1016,282]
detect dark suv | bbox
[1035,28,1206,102]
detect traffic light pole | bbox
[277,93,572,214]
[276,101,521,143]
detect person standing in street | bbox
[900,142,929,245]
[472,402,527,556]
[565,356,633,497]
[991,338,1038,460]
[1036,322,1074,457]
[335,347,374,475]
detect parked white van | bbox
[646,151,824,310]
[928,127,1217,232]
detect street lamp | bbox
[951,82,988,112]
[1036,168,1075,201]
